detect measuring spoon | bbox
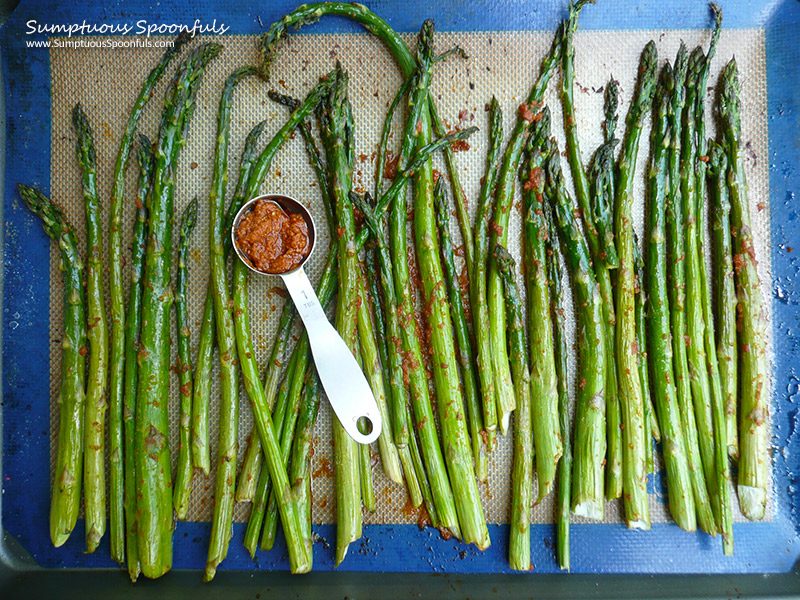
[231,194,381,444]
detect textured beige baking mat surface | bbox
[47,27,771,525]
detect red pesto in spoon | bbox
[234,199,311,274]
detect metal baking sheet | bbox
[1,0,799,576]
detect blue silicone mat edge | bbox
[1,0,798,575]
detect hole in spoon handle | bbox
[280,268,382,444]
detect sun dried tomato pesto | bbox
[235,200,310,274]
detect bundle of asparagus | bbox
[22,0,769,580]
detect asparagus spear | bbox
[121,136,152,581]
[472,95,503,441]
[708,139,738,460]
[106,35,188,563]
[520,110,561,503]
[433,180,486,481]
[236,431,263,503]
[428,99,474,273]
[135,42,221,579]
[705,137,735,549]
[645,66,696,531]
[290,369,322,491]
[666,44,717,535]
[634,233,660,468]
[635,241,654,470]
[374,75,414,213]
[203,65,256,583]
[493,245,533,571]
[18,186,86,549]
[262,322,334,552]
[585,75,625,498]
[192,119,267,476]
[318,65,363,565]
[409,22,489,549]
[681,47,719,527]
[718,58,769,522]
[71,103,108,553]
[587,136,624,499]
[692,4,734,553]
[242,354,297,559]
[354,254,403,486]
[173,198,198,521]
[560,0,616,268]
[487,15,565,435]
[360,245,423,506]
[546,203,572,570]
[545,138,606,521]
[613,40,657,530]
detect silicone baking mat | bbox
[2,0,799,575]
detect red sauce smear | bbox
[235,200,310,274]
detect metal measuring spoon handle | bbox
[280,266,382,444]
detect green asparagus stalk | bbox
[707,140,736,555]
[587,135,623,499]
[546,203,572,570]
[121,136,152,581]
[428,99,474,273]
[354,253,403,485]
[360,438,376,513]
[319,65,363,565]
[693,4,734,553]
[634,231,660,447]
[433,180,486,480]
[718,58,768,522]
[666,44,717,535]
[587,76,624,499]
[18,186,86,550]
[192,119,267,475]
[545,139,606,521]
[488,32,562,435]
[520,111,561,503]
[243,353,298,559]
[71,103,108,553]
[172,198,197,520]
[203,65,256,583]
[383,21,464,539]
[492,245,533,571]
[106,35,188,564]
[633,234,655,475]
[472,95,503,441]
[613,40,657,530]
[290,369,322,490]
[681,47,719,527]
[361,247,423,505]
[409,22,489,549]
[491,244,536,568]
[135,42,221,579]
[236,431,263,503]
[645,66,696,531]
[708,139,738,460]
